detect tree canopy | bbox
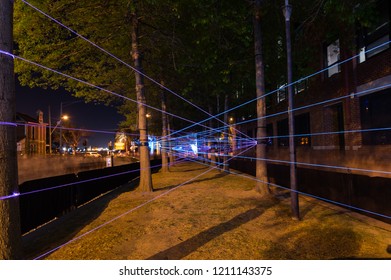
[14,0,380,133]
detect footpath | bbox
[23,161,391,260]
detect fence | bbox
[229,159,391,224]
[19,159,161,234]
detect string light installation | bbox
[0,1,389,263]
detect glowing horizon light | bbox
[190,144,198,155]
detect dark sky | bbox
[16,83,124,147]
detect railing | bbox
[19,159,161,234]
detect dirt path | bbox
[22,161,391,260]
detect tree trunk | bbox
[223,94,229,172]
[208,105,213,166]
[167,120,174,166]
[131,1,153,192]
[161,81,169,173]
[0,0,22,259]
[253,0,270,197]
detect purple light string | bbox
[3,1,388,258]
[182,155,391,221]
[0,162,162,201]
[33,145,255,259]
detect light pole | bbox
[49,113,68,154]
[59,100,82,154]
[283,0,300,220]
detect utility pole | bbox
[283,0,300,220]
[59,102,63,154]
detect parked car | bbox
[84,151,102,158]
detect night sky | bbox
[16,83,124,147]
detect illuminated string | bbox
[0,162,163,201]
[19,1,391,144]
[230,154,391,176]
[256,127,391,140]
[181,156,391,220]
[33,144,255,259]
[9,1,390,258]
[1,49,219,133]
[0,121,17,127]
[164,40,391,139]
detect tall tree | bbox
[131,0,153,191]
[253,0,269,197]
[0,0,22,259]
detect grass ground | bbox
[22,161,391,260]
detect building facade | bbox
[237,0,391,174]
[16,110,47,155]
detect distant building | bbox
[16,110,48,155]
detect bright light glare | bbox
[190,144,198,154]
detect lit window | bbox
[326,39,340,77]
[295,79,307,94]
[358,1,390,63]
[277,85,287,103]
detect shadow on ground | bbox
[262,224,361,259]
[147,200,278,260]
[22,179,139,260]
[154,171,229,192]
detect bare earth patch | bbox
[22,161,391,260]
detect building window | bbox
[277,85,287,103]
[358,0,390,63]
[326,39,341,77]
[360,89,391,145]
[277,118,288,146]
[276,114,311,147]
[295,79,308,94]
[295,113,311,146]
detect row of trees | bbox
[1,0,379,259]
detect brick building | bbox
[16,110,48,155]
[237,0,391,174]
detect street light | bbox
[59,100,82,154]
[49,114,69,154]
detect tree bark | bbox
[131,1,153,192]
[167,120,174,166]
[0,0,22,259]
[253,0,270,197]
[223,94,229,172]
[161,81,169,173]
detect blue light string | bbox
[229,83,391,127]
[257,126,391,140]
[32,144,255,259]
[1,49,216,132]
[181,156,391,221]
[164,40,391,139]
[230,154,391,176]
[19,1,391,143]
[9,2,388,259]
[0,162,163,201]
